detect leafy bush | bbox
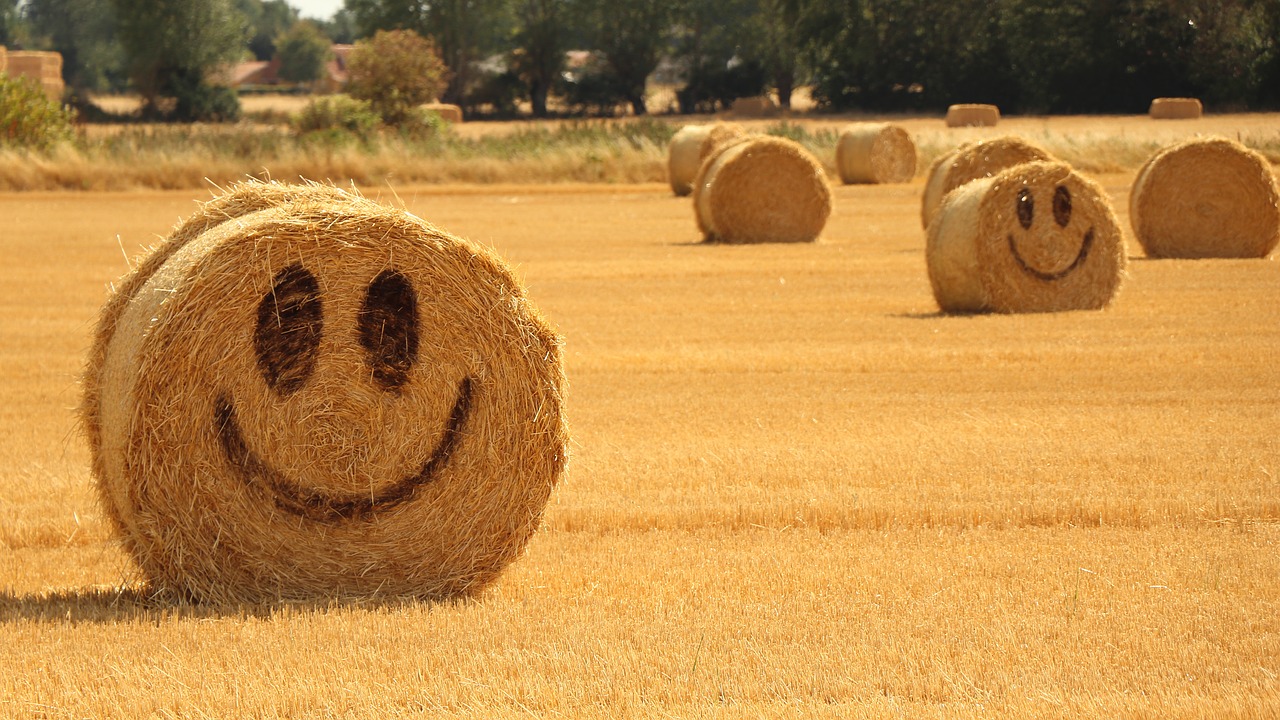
[292,95,380,141]
[347,29,450,125]
[0,75,76,151]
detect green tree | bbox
[511,0,567,117]
[276,20,332,85]
[320,7,357,43]
[578,0,675,114]
[344,0,512,104]
[0,0,29,46]
[111,0,247,121]
[347,28,449,123]
[235,0,298,61]
[24,0,126,92]
[671,0,762,113]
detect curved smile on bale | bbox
[1007,228,1095,282]
[214,377,473,523]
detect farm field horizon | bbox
[0,113,1278,716]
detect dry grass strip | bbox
[834,122,917,184]
[1130,136,1280,258]
[82,181,568,603]
[927,161,1125,313]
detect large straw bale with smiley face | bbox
[83,185,567,603]
[692,135,831,244]
[927,161,1126,313]
[666,123,749,196]
[921,136,1055,229]
[835,123,916,185]
[1129,137,1280,259]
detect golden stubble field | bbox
[0,115,1278,718]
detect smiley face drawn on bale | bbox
[927,161,1125,314]
[214,264,474,523]
[1006,184,1094,282]
[85,186,567,603]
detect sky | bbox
[288,0,344,21]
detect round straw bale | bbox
[692,135,831,244]
[1148,97,1202,120]
[731,96,778,118]
[1129,137,1280,258]
[921,136,1055,228]
[945,104,1000,127]
[835,123,917,184]
[83,186,567,603]
[423,102,463,123]
[668,123,749,196]
[926,161,1125,313]
[83,181,367,543]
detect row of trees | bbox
[2,0,1279,121]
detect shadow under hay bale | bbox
[667,122,748,197]
[927,161,1126,314]
[921,136,1055,229]
[1148,98,1203,120]
[692,135,831,244]
[83,181,568,604]
[945,104,1000,128]
[1130,137,1280,259]
[835,123,917,185]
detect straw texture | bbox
[927,161,1125,313]
[693,135,831,244]
[1130,137,1280,258]
[945,104,1000,127]
[921,136,1054,228]
[835,123,917,184]
[83,182,568,603]
[1149,98,1202,119]
[666,123,747,196]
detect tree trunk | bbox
[531,80,549,117]
[775,71,794,110]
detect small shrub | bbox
[0,75,76,151]
[347,29,450,125]
[395,106,447,142]
[293,96,380,141]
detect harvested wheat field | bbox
[0,117,1278,717]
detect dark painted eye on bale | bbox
[1054,185,1072,227]
[358,270,420,392]
[1017,187,1034,229]
[255,264,322,396]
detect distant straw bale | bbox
[667,123,748,196]
[83,181,567,603]
[6,50,63,101]
[731,96,779,118]
[423,102,463,122]
[927,161,1125,313]
[1130,137,1280,258]
[945,104,1000,127]
[921,136,1055,228]
[692,135,831,244]
[1148,98,1202,120]
[835,123,917,184]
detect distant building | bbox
[2,48,65,102]
[225,44,353,92]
